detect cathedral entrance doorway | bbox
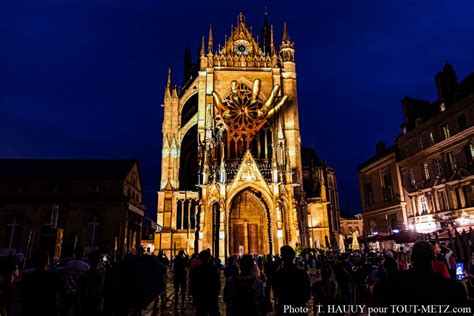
[228,188,270,255]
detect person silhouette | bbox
[385,240,468,311]
[272,246,310,315]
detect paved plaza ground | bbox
[159,268,320,316]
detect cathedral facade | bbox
[155,13,312,259]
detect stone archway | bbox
[228,188,270,255]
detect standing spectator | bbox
[263,254,277,311]
[272,246,311,315]
[311,264,341,314]
[372,256,399,306]
[189,250,220,316]
[0,257,19,316]
[432,242,450,278]
[172,249,188,309]
[387,241,468,307]
[157,250,170,309]
[63,245,89,316]
[79,251,105,316]
[397,252,408,271]
[224,256,239,280]
[224,254,264,316]
[188,253,200,302]
[21,251,59,316]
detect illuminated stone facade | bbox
[302,148,340,249]
[155,13,308,259]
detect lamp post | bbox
[156,223,163,252]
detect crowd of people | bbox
[161,240,473,315]
[1,240,474,315]
[0,245,166,316]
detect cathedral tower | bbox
[156,12,305,259]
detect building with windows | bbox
[302,148,340,248]
[358,143,406,234]
[358,63,474,234]
[156,12,312,259]
[339,214,363,238]
[397,63,474,233]
[0,159,145,261]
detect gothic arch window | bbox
[249,124,273,160]
[190,199,196,229]
[176,200,183,229]
[183,200,190,229]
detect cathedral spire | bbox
[223,34,227,54]
[208,25,214,54]
[282,21,290,42]
[200,36,205,56]
[280,21,295,62]
[164,65,172,101]
[270,24,275,56]
[261,7,271,55]
[167,65,172,88]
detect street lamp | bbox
[156,224,163,252]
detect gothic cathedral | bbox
[156,12,324,259]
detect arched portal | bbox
[228,188,271,255]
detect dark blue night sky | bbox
[2,0,474,217]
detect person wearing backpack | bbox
[224,254,265,316]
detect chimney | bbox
[376,141,386,155]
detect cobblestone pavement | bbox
[162,268,320,316]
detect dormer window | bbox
[415,118,422,127]
[441,124,450,140]
[417,138,424,151]
[429,132,436,145]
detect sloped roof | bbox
[0,159,137,180]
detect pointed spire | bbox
[200,36,205,56]
[171,84,178,99]
[270,24,275,56]
[182,46,193,87]
[280,21,295,62]
[238,12,244,27]
[261,7,271,55]
[166,65,172,88]
[208,25,213,54]
[223,34,227,54]
[282,21,290,42]
[164,65,172,100]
